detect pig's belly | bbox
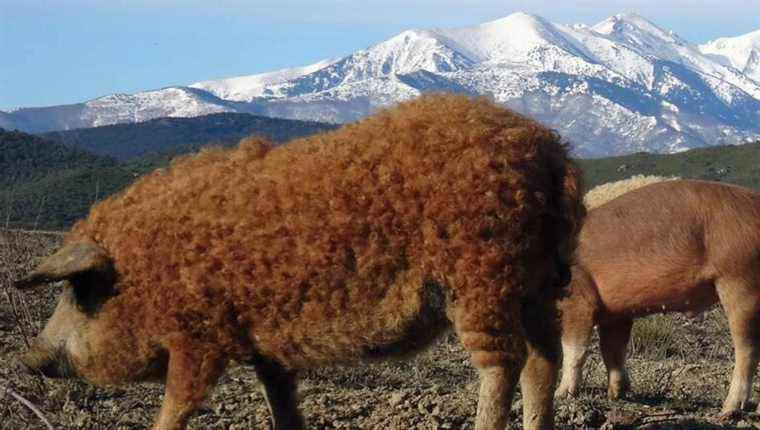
[249,278,451,368]
[595,273,718,319]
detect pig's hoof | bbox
[554,385,576,399]
[717,409,742,423]
[607,381,629,400]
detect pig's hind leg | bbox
[555,269,596,399]
[521,295,561,430]
[599,318,633,400]
[716,277,760,419]
[251,356,305,430]
[455,297,528,430]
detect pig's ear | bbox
[14,240,113,289]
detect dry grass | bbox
[0,230,62,345]
[630,314,685,361]
[0,230,66,429]
[584,175,680,210]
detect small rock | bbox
[511,399,522,414]
[389,391,406,407]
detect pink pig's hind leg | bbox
[599,318,633,400]
[716,276,760,419]
[555,270,596,399]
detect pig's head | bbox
[14,239,165,385]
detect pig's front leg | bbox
[152,343,226,430]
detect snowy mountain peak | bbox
[190,58,336,102]
[3,12,759,157]
[700,29,760,81]
[701,29,760,53]
[593,12,687,46]
[478,11,561,45]
[437,11,590,64]
[342,28,475,77]
[484,11,548,28]
[387,29,434,43]
[83,87,233,127]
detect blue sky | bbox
[1,0,758,111]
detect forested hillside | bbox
[42,113,338,160]
[3,124,760,230]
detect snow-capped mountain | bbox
[191,58,339,101]
[3,12,760,157]
[0,87,237,134]
[700,29,760,83]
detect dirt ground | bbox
[2,230,760,429]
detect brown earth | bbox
[1,230,759,429]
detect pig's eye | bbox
[70,272,118,317]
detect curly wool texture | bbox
[69,94,584,376]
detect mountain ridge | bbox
[3,11,759,157]
[699,29,760,82]
[42,112,339,160]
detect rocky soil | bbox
[1,230,759,429]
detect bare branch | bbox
[1,384,54,430]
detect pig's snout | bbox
[18,340,71,378]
